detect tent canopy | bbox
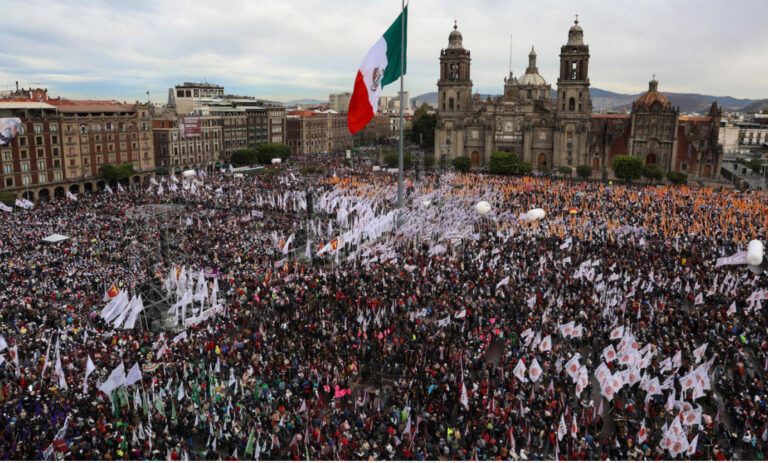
[42,233,70,243]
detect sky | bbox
[2,0,766,103]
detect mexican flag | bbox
[347,6,407,134]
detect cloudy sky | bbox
[2,0,766,103]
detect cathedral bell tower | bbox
[436,21,473,161]
[554,16,592,168]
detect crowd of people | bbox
[1,152,767,461]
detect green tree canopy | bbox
[667,171,688,185]
[612,155,644,181]
[410,103,436,148]
[489,152,518,175]
[101,162,136,184]
[576,164,593,178]
[451,156,471,173]
[642,163,664,182]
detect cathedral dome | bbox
[519,47,547,86]
[636,77,671,109]
[448,22,463,49]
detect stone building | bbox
[435,19,591,170]
[285,110,353,155]
[151,107,223,172]
[434,19,723,179]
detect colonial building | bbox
[151,107,223,172]
[244,107,286,147]
[589,78,723,178]
[435,20,591,169]
[434,19,723,179]
[0,98,156,200]
[285,110,353,155]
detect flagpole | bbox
[397,0,405,209]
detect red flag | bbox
[107,284,119,299]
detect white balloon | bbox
[182,170,196,178]
[422,200,431,207]
[475,201,491,216]
[748,264,764,275]
[526,208,546,221]
[748,240,764,266]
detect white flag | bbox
[83,355,96,394]
[528,358,543,382]
[125,362,143,386]
[66,191,78,201]
[513,359,527,383]
[0,334,7,352]
[558,414,567,441]
[727,301,737,316]
[460,382,469,409]
[98,363,126,395]
[694,293,704,305]
[105,184,114,194]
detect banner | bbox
[715,250,747,268]
[0,118,22,145]
[203,265,219,278]
[178,116,200,138]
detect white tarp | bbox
[41,233,70,243]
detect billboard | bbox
[0,118,22,145]
[178,116,200,138]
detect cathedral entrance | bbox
[703,165,711,177]
[645,153,656,165]
[538,153,547,168]
[471,151,480,168]
[592,158,599,171]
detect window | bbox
[569,98,575,111]
[3,164,11,174]
[2,151,10,161]
[39,173,47,183]
[54,160,60,168]
[54,171,62,181]
[22,175,30,185]
[38,160,46,170]
[20,150,28,159]
[18,137,26,147]
[36,136,43,145]
[35,124,42,134]
[51,135,58,144]
[50,124,58,132]
[527,90,532,99]
[449,97,454,111]
[37,148,44,157]
[83,157,89,165]
[5,178,12,187]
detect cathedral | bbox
[434,19,723,179]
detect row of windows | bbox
[3,171,64,187]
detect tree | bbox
[667,171,688,185]
[231,149,258,166]
[383,152,412,169]
[451,156,471,173]
[576,165,593,179]
[0,190,15,207]
[489,152,518,175]
[518,161,533,174]
[538,166,550,175]
[642,164,664,182]
[254,143,291,164]
[558,166,573,177]
[747,158,763,174]
[423,155,435,169]
[410,103,436,148]
[612,155,644,182]
[101,162,135,184]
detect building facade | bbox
[0,99,156,200]
[151,107,223,172]
[172,82,225,114]
[245,107,286,147]
[329,93,351,113]
[589,80,723,178]
[285,110,353,155]
[434,19,723,179]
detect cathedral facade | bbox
[434,19,723,179]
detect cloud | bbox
[2,0,766,102]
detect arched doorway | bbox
[69,184,79,194]
[703,165,711,177]
[54,187,65,198]
[645,153,656,165]
[132,176,141,184]
[97,181,105,190]
[592,158,599,171]
[38,188,50,200]
[538,153,547,168]
[22,191,34,200]
[471,151,480,168]
[328,143,332,152]
[84,182,93,192]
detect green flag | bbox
[245,428,255,456]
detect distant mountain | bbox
[412,89,765,114]
[739,99,768,113]
[285,98,326,105]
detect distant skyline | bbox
[2,0,766,103]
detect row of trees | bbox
[611,155,687,185]
[231,143,291,166]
